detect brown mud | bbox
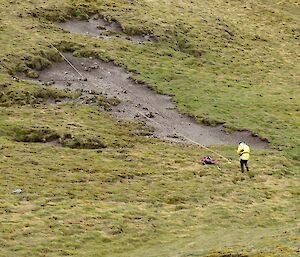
[26,53,268,148]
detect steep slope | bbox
[0,1,299,256]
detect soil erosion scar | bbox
[58,15,157,44]
[32,51,268,149]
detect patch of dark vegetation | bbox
[5,48,62,78]
[198,116,225,127]
[60,133,107,149]
[54,41,85,54]
[56,43,113,63]
[132,127,154,137]
[0,81,78,106]
[12,127,106,149]
[96,96,120,110]
[205,252,249,257]
[175,31,204,58]
[165,195,187,205]
[13,127,60,143]
[29,4,93,22]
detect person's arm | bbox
[237,145,244,155]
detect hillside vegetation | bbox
[0,0,299,256]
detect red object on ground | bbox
[200,156,219,165]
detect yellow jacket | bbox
[237,143,250,160]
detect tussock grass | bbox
[0,74,78,106]
[0,0,299,256]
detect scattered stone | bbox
[146,112,155,118]
[45,80,55,86]
[12,189,22,194]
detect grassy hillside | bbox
[0,0,299,256]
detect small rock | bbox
[46,81,55,86]
[167,134,179,139]
[12,189,22,194]
[146,112,155,118]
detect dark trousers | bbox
[240,159,249,173]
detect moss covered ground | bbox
[0,0,299,256]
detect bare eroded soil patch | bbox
[58,16,157,44]
[27,53,268,148]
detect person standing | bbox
[237,141,250,173]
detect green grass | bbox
[1,0,299,158]
[0,117,299,256]
[0,0,299,256]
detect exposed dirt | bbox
[26,53,268,148]
[58,16,157,44]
